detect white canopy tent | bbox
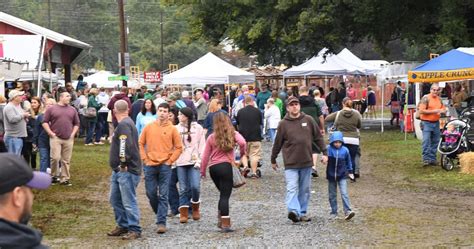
[375,61,421,133]
[163,52,255,85]
[283,48,367,77]
[80,70,138,89]
[337,48,381,75]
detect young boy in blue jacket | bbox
[326,131,355,220]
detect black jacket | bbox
[0,218,48,249]
[109,117,142,175]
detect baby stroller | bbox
[437,110,473,171]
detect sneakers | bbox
[248,173,259,179]
[345,211,355,221]
[122,231,141,240]
[311,168,319,177]
[329,214,338,220]
[60,181,72,186]
[156,225,167,234]
[51,177,60,184]
[422,161,431,167]
[287,211,300,223]
[94,141,104,145]
[299,215,312,222]
[429,161,438,166]
[84,143,94,146]
[107,227,128,236]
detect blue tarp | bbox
[412,48,474,71]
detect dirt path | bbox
[115,141,474,248]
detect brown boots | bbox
[191,201,201,220]
[179,206,189,223]
[220,216,233,233]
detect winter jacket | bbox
[271,113,327,169]
[264,105,281,129]
[107,93,132,123]
[299,95,322,126]
[325,109,362,139]
[33,114,49,149]
[86,95,101,122]
[326,131,353,181]
[0,218,48,249]
[174,122,206,167]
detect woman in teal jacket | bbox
[85,88,103,145]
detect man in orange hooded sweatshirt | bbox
[139,102,183,234]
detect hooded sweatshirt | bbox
[299,95,322,126]
[0,218,49,249]
[174,122,206,167]
[326,131,352,181]
[139,119,183,166]
[107,93,132,123]
[325,109,362,139]
[271,113,327,169]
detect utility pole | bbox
[160,9,164,71]
[118,0,128,86]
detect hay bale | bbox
[459,152,474,175]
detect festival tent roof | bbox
[408,47,474,83]
[163,52,255,85]
[377,61,421,85]
[283,48,366,77]
[337,48,381,75]
[81,70,138,88]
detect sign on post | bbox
[108,75,129,81]
[144,71,161,82]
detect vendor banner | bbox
[408,68,474,83]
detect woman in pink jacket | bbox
[201,112,246,232]
[175,107,206,224]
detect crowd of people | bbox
[0,79,367,244]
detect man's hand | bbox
[49,132,57,138]
[321,155,328,164]
[440,109,447,114]
[348,173,355,180]
[271,163,278,171]
[320,129,325,135]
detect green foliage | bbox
[182,0,474,65]
[93,60,105,71]
[1,0,213,72]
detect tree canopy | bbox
[183,0,474,65]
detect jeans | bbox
[38,147,50,172]
[144,165,171,225]
[421,121,440,163]
[98,112,108,139]
[328,178,352,215]
[85,120,99,144]
[177,165,201,207]
[22,140,36,169]
[4,136,23,155]
[284,167,312,217]
[109,171,141,233]
[268,128,277,143]
[168,168,179,214]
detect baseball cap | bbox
[0,154,52,195]
[8,90,24,99]
[286,96,299,105]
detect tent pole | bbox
[381,81,384,133]
[37,36,46,98]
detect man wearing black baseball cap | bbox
[0,154,51,249]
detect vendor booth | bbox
[408,47,474,139]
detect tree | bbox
[182,0,474,65]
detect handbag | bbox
[84,107,97,118]
[227,154,245,188]
[328,111,341,136]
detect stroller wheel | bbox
[441,154,455,171]
[256,169,262,178]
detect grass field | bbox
[361,130,474,192]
